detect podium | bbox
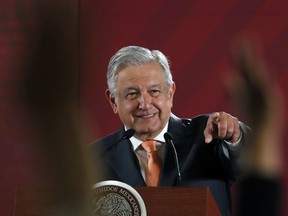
[136,187,221,216]
[14,186,221,216]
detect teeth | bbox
[142,114,154,118]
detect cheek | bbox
[168,95,174,108]
[118,101,137,114]
[152,102,171,120]
[157,97,173,110]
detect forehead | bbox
[116,62,165,83]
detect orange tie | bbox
[141,140,162,187]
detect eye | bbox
[150,89,161,97]
[126,91,139,100]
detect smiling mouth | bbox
[137,113,155,118]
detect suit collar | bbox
[105,128,146,186]
[108,116,184,187]
[159,114,183,186]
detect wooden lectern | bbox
[14,186,221,216]
[136,187,221,216]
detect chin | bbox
[135,129,151,135]
[137,127,159,136]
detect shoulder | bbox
[168,113,210,138]
[169,113,209,128]
[87,128,124,156]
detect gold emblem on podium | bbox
[91,180,146,216]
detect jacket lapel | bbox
[159,145,179,186]
[159,115,184,186]
[106,137,146,186]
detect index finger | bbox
[204,112,220,144]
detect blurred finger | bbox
[225,118,235,139]
[204,124,213,144]
[204,112,220,143]
[210,112,220,123]
[217,117,228,139]
[231,118,241,144]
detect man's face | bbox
[106,62,176,140]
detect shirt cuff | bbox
[224,131,242,150]
[222,131,242,158]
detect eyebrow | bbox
[121,83,163,95]
[149,84,161,88]
[124,87,138,92]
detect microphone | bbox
[118,128,136,142]
[95,129,135,159]
[164,132,182,181]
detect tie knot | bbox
[142,140,157,153]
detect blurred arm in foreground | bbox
[228,43,284,216]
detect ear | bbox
[105,89,118,114]
[169,82,176,107]
[169,82,176,98]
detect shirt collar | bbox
[125,122,169,151]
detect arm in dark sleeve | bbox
[237,173,282,216]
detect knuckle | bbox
[227,127,234,135]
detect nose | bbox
[138,93,152,110]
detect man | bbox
[89,46,249,215]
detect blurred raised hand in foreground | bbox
[228,42,285,216]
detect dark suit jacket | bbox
[89,114,249,216]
